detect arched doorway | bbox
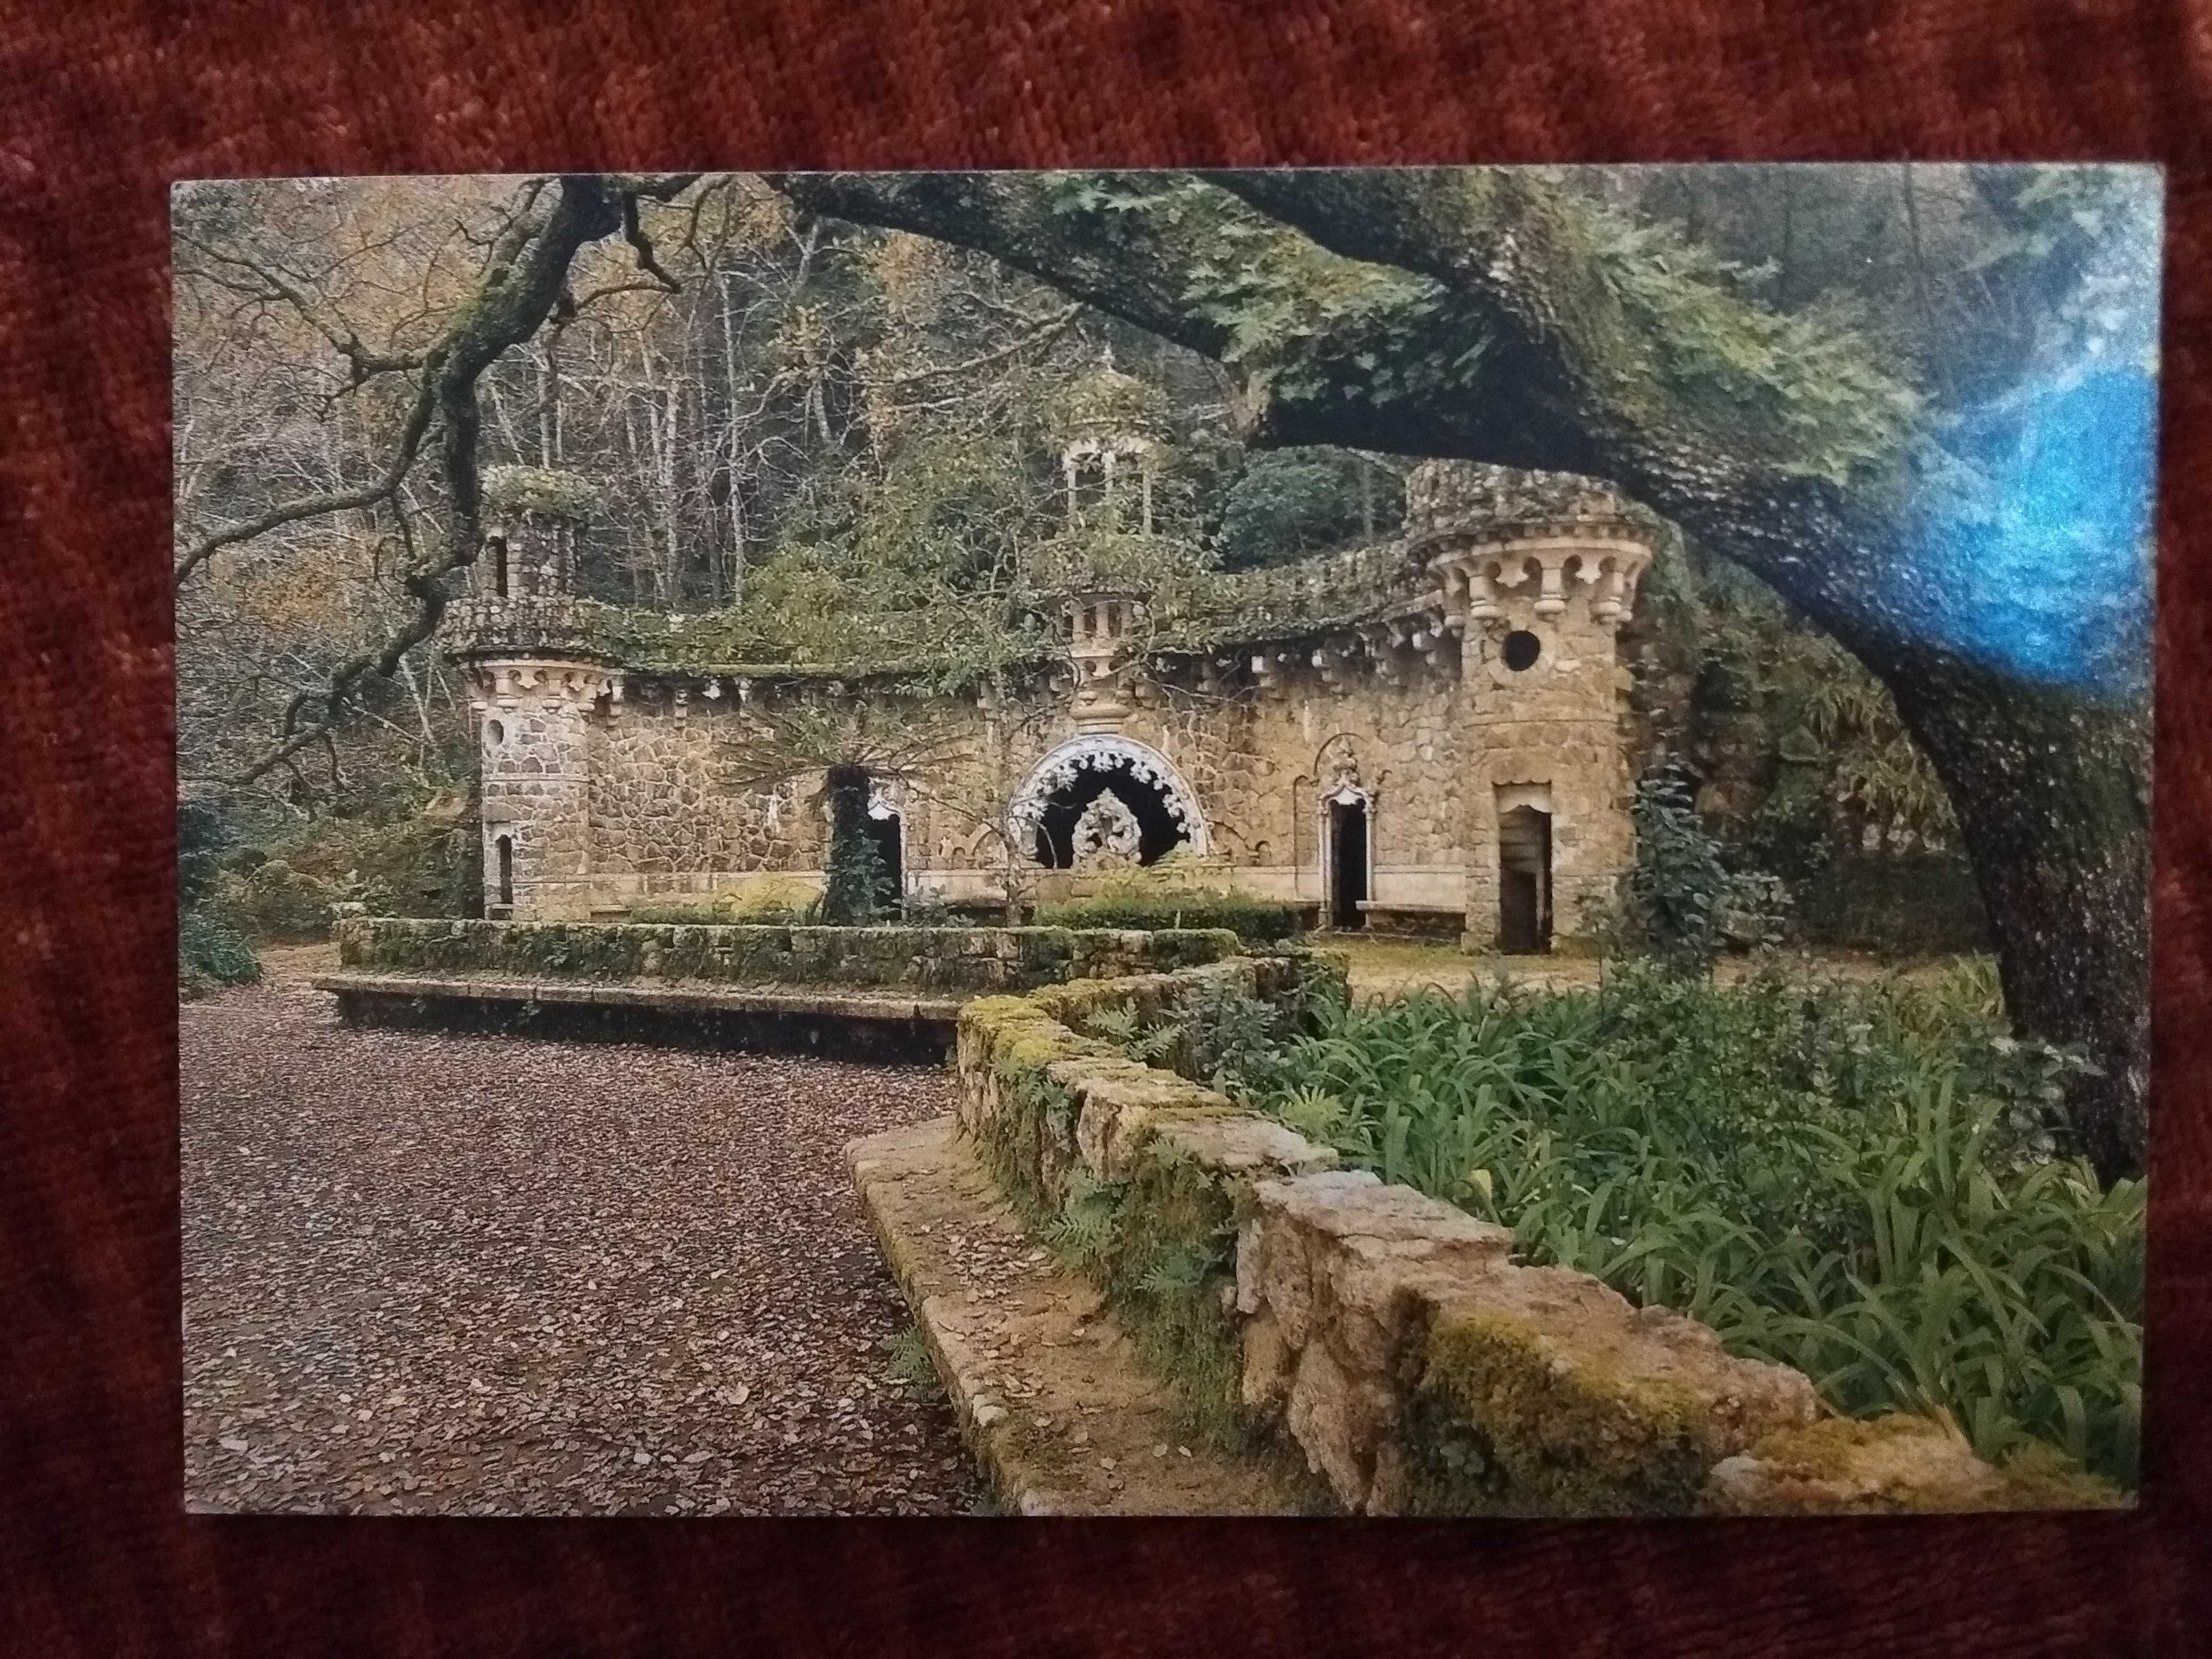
[1327,789,1370,929]
[863,808,903,908]
[1009,736,1208,869]
[1498,803,1552,953]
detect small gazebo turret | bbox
[475,464,596,602]
[1050,346,1169,535]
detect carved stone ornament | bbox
[1069,791,1143,868]
[1007,734,1209,853]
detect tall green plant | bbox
[1230,962,2140,1486]
[816,764,889,926]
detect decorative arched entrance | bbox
[1008,735,1209,869]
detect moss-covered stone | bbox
[334,917,1237,993]
[1702,1413,2129,1514]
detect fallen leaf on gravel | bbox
[181,952,985,1517]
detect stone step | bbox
[848,1117,1318,1516]
[314,970,964,1025]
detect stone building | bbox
[443,370,1668,952]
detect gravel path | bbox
[182,949,982,1515]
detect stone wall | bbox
[336,916,1240,994]
[948,960,2121,1515]
[460,525,1655,941]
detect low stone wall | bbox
[336,917,1240,994]
[951,957,2123,1516]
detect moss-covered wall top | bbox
[442,461,1675,684]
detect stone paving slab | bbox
[848,1117,1319,1516]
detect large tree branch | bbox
[216,174,700,788]
[172,368,440,585]
[766,165,2150,1177]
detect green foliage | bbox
[1080,960,1333,1089]
[228,858,338,939]
[1037,892,1300,943]
[1214,449,1393,571]
[178,905,262,996]
[1038,1153,1250,1449]
[1573,190,1925,487]
[178,796,262,995]
[629,875,820,926]
[1034,852,1302,942]
[1620,763,1740,973]
[1794,853,1992,958]
[480,463,597,521]
[884,1325,937,1390]
[1228,960,2139,1486]
[817,766,888,925]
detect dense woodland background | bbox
[173,165,2104,956]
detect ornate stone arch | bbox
[1007,734,1210,856]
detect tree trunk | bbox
[1883,652,2150,1182]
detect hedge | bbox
[1034,893,1303,943]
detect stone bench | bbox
[313,970,964,1055]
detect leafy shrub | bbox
[1228,960,2141,1486]
[1614,760,1799,968]
[896,885,961,925]
[1037,891,1301,942]
[630,875,820,926]
[1037,849,1303,941]
[1620,762,1737,971]
[1214,448,1393,570]
[1795,852,1992,958]
[1087,976,1301,1085]
[818,765,889,925]
[178,796,262,996]
[263,802,480,921]
[178,906,262,996]
[228,858,338,940]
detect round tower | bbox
[1408,463,1666,953]
[448,467,611,921]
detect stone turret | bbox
[1406,463,1666,952]
[449,466,612,920]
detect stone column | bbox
[473,658,612,921]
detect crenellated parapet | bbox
[1428,537,1653,632]
[442,594,615,664]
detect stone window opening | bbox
[1502,629,1543,672]
[494,834,515,911]
[489,533,509,599]
[484,718,505,748]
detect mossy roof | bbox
[454,461,1677,682]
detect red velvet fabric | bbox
[2,2,2206,1652]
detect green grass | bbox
[1218,959,2142,1488]
[885,1324,937,1390]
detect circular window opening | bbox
[1502,630,1542,672]
[485,719,505,747]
